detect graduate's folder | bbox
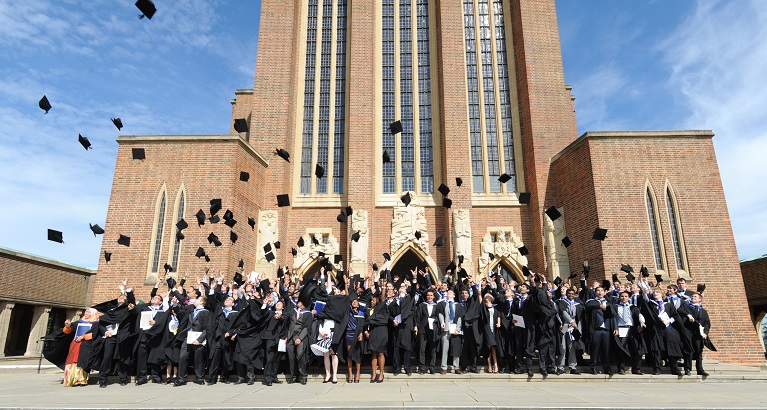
[75,322,92,338]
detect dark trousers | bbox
[684,338,705,373]
[418,330,437,370]
[179,343,207,381]
[136,340,150,381]
[236,363,255,381]
[514,327,535,371]
[615,337,641,372]
[208,342,232,382]
[590,328,611,371]
[286,340,307,380]
[460,325,478,370]
[263,339,280,382]
[98,338,127,383]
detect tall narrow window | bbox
[299,0,346,196]
[171,191,185,271]
[666,187,687,272]
[463,0,518,194]
[150,191,167,274]
[381,0,436,195]
[646,188,665,271]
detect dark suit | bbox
[639,296,684,374]
[207,306,240,383]
[678,302,711,374]
[415,302,440,372]
[178,308,211,383]
[286,309,313,382]
[134,304,167,383]
[585,297,616,373]
[511,293,537,372]
[260,308,288,383]
[612,302,646,373]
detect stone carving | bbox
[390,192,429,255]
[257,210,278,265]
[350,210,369,264]
[477,228,528,275]
[452,209,472,270]
[293,231,341,270]
[544,208,571,279]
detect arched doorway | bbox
[299,258,338,286]
[388,242,440,282]
[484,258,526,283]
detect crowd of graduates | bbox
[43,259,714,387]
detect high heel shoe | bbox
[376,374,384,383]
[354,375,360,383]
[323,376,331,383]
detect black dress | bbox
[366,304,390,353]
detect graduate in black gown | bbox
[365,294,390,383]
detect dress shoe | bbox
[697,370,709,377]
[617,369,626,375]
[195,380,205,385]
[632,370,644,375]
[513,369,525,374]
[418,369,426,375]
[570,369,580,375]
[684,369,691,376]
[527,369,534,377]
[471,367,479,374]
[272,379,283,384]
[286,378,296,384]
[135,379,147,386]
[221,379,231,384]
[455,369,462,374]
[652,370,661,375]
[441,369,446,375]
[405,369,411,376]
[556,369,563,375]
[605,370,614,376]
[99,381,107,388]
[119,381,128,386]
[589,368,597,375]
[429,368,434,374]
[540,370,548,377]
[300,378,307,385]
[246,378,255,385]
[393,370,401,376]
[262,381,272,386]
[206,380,216,385]
[233,378,245,385]
[173,380,187,387]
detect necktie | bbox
[569,300,575,316]
[658,302,664,315]
[621,304,631,327]
[449,302,455,322]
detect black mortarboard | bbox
[104,251,112,263]
[317,251,326,259]
[176,231,185,241]
[458,255,464,265]
[132,148,145,160]
[195,247,206,258]
[111,117,123,130]
[414,231,421,240]
[114,234,130,247]
[545,206,562,221]
[522,266,531,277]
[213,237,222,247]
[620,264,634,273]
[383,150,391,163]
[626,273,636,282]
[89,223,104,236]
[298,283,317,306]
[39,95,51,113]
[275,148,291,162]
[593,228,607,241]
[640,265,649,277]
[582,260,590,277]
[351,231,360,242]
[446,260,456,272]
[553,277,562,286]
[654,274,663,284]
[400,193,411,206]
[209,215,220,224]
[78,134,92,150]
[248,217,256,230]
[233,118,248,133]
[383,253,391,261]
[225,218,237,228]
[265,252,275,262]
[568,272,577,279]
[697,283,706,293]
[489,253,495,260]
[337,211,347,223]
[518,246,529,256]
[389,120,402,134]
[204,255,211,263]
[298,237,305,247]
[601,279,612,290]
[434,236,445,246]
[239,171,250,182]
[259,278,271,294]
[437,184,450,197]
[274,241,280,249]
[334,254,343,264]
[611,274,619,283]
[47,229,63,243]
[315,164,325,178]
[498,173,512,184]
[176,218,188,231]
[277,267,285,278]
[210,199,222,216]
[135,0,157,19]
[311,236,320,246]
[166,277,176,289]
[442,198,452,208]
[230,231,238,244]
[233,272,243,286]
[417,273,428,289]
[562,236,572,248]
[238,259,244,269]
[277,194,290,207]
[223,210,233,220]
[263,243,272,253]
[345,206,353,216]
[195,210,206,226]
[164,263,173,273]
[291,247,297,256]
[372,263,379,271]
[207,232,219,244]
[518,192,531,205]
[456,177,463,187]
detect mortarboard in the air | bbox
[164,263,173,273]
[265,252,275,262]
[400,193,411,206]
[238,259,244,269]
[78,134,92,150]
[176,231,184,241]
[414,230,421,239]
[298,283,317,307]
[518,246,529,256]
[274,241,281,249]
[89,223,104,237]
[195,247,206,258]
[522,266,531,277]
[458,254,464,265]
[545,206,562,221]
[488,252,495,261]
[455,177,463,187]
[263,243,272,253]
[437,184,450,197]
[111,118,123,131]
[593,228,607,241]
[654,274,663,284]
[389,120,402,134]
[611,274,619,283]
[568,271,577,279]
[446,260,456,272]
[442,198,452,208]
[224,210,233,220]
[498,173,512,184]
[640,265,649,277]
[351,231,360,242]
[626,272,636,282]
[135,0,157,19]
[117,234,131,247]
[230,231,238,244]
[298,237,305,247]
[334,254,343,264]
[383,252,391,261]
[518,192,531,205]
[434,236,445,246]
[225,218,237,228]
[47,229,64,243]
[209,215,220,224]
[239,171,250,182]
[582,260,590,277]
[204,255,211,262]
[336,210,347,223]
[195,210,206,226]
[315,164,325,178]
[562,236,572,247]
[553,277,562,286]
[620,263,634,273]
[697,283,706,293]
[207,232,220,245]
[345,206,353,216]
[39,95,51,113]
[104,251,112,263]
[291,247,297,256]
[176,218,188,231]
[277,194,290,207]
[275,148,290,162]
[166,276,177,289]
[248,217,256,230]
[132,148,145,160]
[601,279,611,290]
[311,236,319,246]
[233,118,248,133]
[277,267,285,278]
[372,262,379,271]
[210,199,222,216]
[383,150,391,163]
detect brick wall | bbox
[742,256,767,307]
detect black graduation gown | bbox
[132,305,168,362]
[365,303,390,353]
[231,298,268,367]
[611,303,647,359]
[480,304,502,348]
[640,297,684,358]
[315,293,352,354]
[416,302,442,342]
[42,328,75,370]
[208,305,241,362]
[678,302,716,352]
[511,294,537,356]
[146,309,172,365]
[96,303,138,367]
[75,322,103,371]
[390,293,416,351]
[530,287,559,351]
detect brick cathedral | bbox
[90,0,762,365]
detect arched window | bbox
[170,188,185,272]
[149,189,167,275]
[645,186,666,273]
[666,185,689,275]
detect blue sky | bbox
[0,0,763,269]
